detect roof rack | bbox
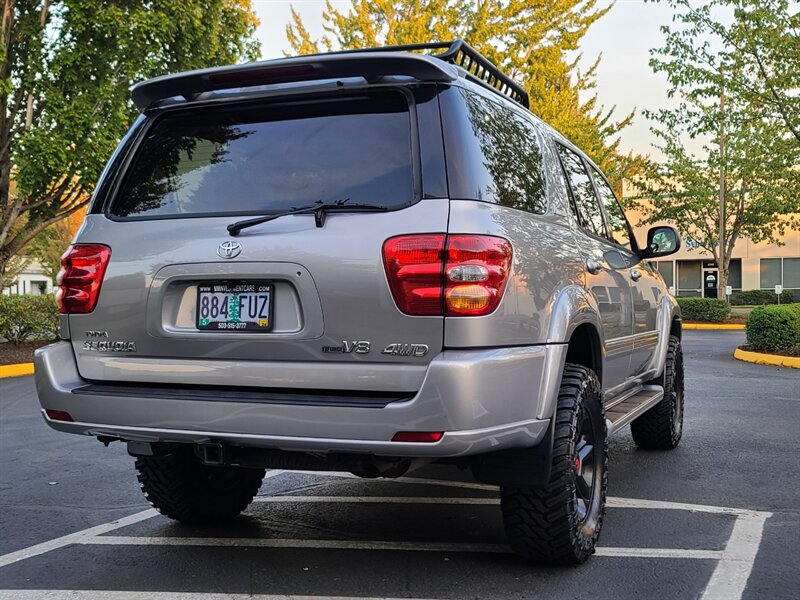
[321,40,529,109]
[130,39,528,111]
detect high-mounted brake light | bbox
[382,234,512,317]
[208,64,318,86]
[55,245,111,314]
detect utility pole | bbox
[718,81,726,300]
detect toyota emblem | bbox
[217,241,242,259]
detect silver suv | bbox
[35,40,684,565]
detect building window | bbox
[677,260,702,297]
[760,258,782,289]
[761,257,800,300]
[784,258,800,289]
[728,259,742,290]
[656,261,674,289]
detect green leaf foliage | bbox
[730,289,796,306]
[1,0,261,287]
[285,0,648,196]
[746,304,800,353]
[0,293,60,343]
[631,0,800,299]
[676,297,731,323]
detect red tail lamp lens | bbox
[55,245,111,314]
[391,431,444,443]
[382,234,446,316]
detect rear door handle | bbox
[630,269,642,282]
[586,258,602,275]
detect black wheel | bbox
[135,448,265,524]
[500,364,608,565]
[631,335,684,450]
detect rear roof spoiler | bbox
[130,40,529,111]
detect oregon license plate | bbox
[196,282,273,332]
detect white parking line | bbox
[83,535,725,560]
[701,511,771,600]
[607,496,763,517]
[0,471,289,570]
[0,469,772,600]
[0,592,438,600]
[254,493,767,518]
[0,509,157,569]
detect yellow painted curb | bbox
[0,362,34,378]
[734,348,800,369]
[683,323,746,330]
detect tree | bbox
[0,0,260,288]
[285,0,647,195]
[27,206,84,281]
[633,0,800,299]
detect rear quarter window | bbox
[109,91,415,218]
[441,86,547,214]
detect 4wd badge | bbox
[382,343,429,357]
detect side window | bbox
[441,87,547,214]
[590,167,632,250]
[557,145,606,237]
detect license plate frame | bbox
[196,281,274,333]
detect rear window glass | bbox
[110,92,415,218]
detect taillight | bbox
[445,235,513,316]
[55,244,111,314]
[382,234,512,317]
[382,234,446,316]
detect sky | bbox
[250,0,687,160]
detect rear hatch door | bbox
[69,87,448,392]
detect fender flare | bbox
[647,294,681,378]
[546,284,605,346]
[538,285,605,420]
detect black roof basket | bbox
[131,39,529,111]
[323,40,529,109]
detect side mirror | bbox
[641,226,680,259]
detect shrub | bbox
[746,304,800,353]
[730,289,796,306]
[0,294,60,344]
[676,297,731,323]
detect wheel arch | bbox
[546,285,605,384]
[648,294,682,377]
[564,323,604,388]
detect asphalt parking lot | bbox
[1,330,798,600]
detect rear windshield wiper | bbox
[227,199,389,236]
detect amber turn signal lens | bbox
[446,284,491,312]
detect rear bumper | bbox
[34,341,566,458]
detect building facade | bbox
[623,186,800,300]
[2,259,54,296]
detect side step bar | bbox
[606,385,664,436]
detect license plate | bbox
[196,282,273,332]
